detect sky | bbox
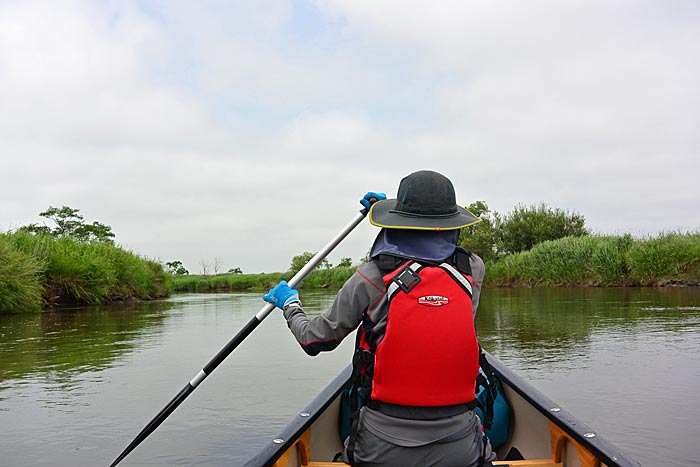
[1,0,698,274]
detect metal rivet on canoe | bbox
[300,412,310,417]
[583,432,596,438]
[550,407,561,412]
[273,439,285,444]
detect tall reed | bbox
[0,234,45,312]
[0,231,170,311]
[626,232,700,284]
[170,266,357,293]
[485,232,699,287]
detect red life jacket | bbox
[356,257,480,407]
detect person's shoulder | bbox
[468,252,485,284]
[355,261,382,279]
[346,261,384,291]
[469,251,484,265]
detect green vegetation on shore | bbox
[486,232,700,287]
[3,202,698,312]
[171,266,357,293]
[172,232,700,293]
[0,231,170,312]
[0,206,170,313]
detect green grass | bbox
[171,266,357,293]
[485,232,700,287]
[0,231,170,312]
[171,272,288,292]
[6,229,695,312]
[0,236,45,312]
[626,232,700,285]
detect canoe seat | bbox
[277,421,597,467]
[305,462,561,467]
[493,461,562,467]
[304,463,347,467]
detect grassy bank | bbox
[172,232,700,294]
[171,266,356,292]
[0,231,171,312]
[485,232,700,287]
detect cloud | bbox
[1,1,698,273]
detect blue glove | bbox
[360,191,387,210]
[263,280,301,310]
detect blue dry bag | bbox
[474,352,511,449]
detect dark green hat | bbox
[369,170,480,231]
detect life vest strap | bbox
[438,262,473,296]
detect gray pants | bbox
[344,409,495,467]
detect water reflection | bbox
[0,300,173,391]
[476,287,700,370]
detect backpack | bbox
[474,349,511,449]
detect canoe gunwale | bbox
[484,351,640,467]
[246,354,640,467]
[243,365,352,467]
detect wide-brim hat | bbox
[369,170,481,231]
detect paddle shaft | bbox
[110,208,370,467]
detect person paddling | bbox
[264,170,495,467]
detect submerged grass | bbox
[0,231,170,312]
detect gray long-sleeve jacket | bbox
[282,254,493,464]
[282,253,492,464]
[282,253,485,356]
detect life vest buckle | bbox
[393,265,422,293]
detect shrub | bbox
[498,203,588,254]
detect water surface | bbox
[1,288,698,466]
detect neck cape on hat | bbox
[370,229,460,263]
[369,170,480,231]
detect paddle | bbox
[109,202,377,467]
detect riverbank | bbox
[172,232,700,293]
[171,266,355,293]
[0,231,171,312]
[487,232,700,287]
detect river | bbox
[1,288,699,466]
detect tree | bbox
[289,251,330,274]
[200,260,211,276]
[497,202,588,254]
[165,260,189,275]
[337,257,353,268]
[458,201,501,263]
[20,205,115,243]
[213,257,223,274]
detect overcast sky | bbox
[1,0,698,274]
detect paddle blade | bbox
[110,382,195,467]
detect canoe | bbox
[244,351,640,467]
